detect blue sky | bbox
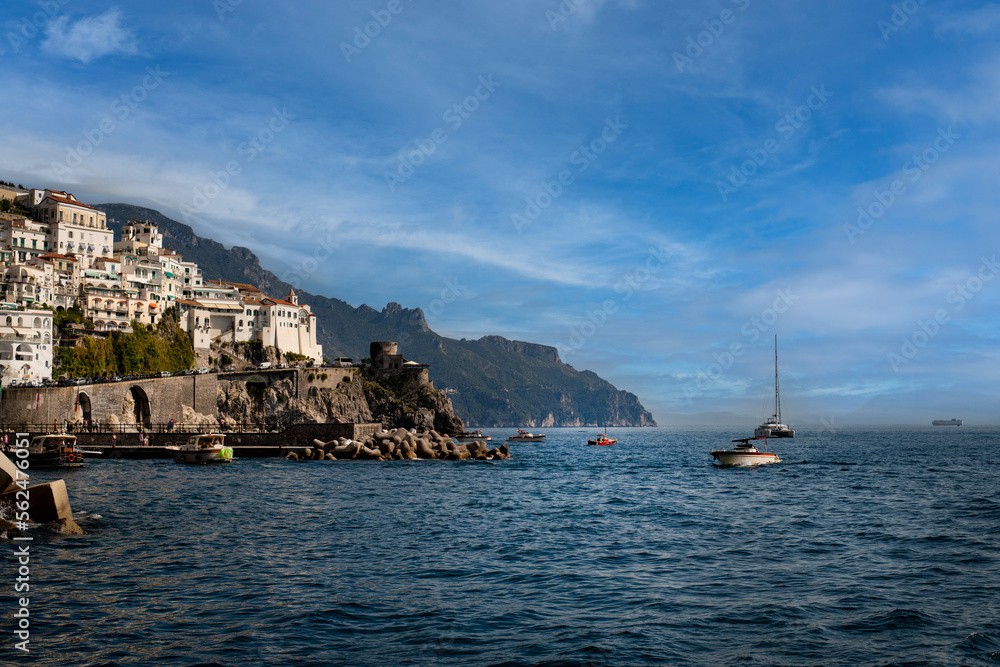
[2,0,999,425]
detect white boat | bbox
[508,429,545,442]
[165,433,234,464]
[711,437,782,467]
[932,419,962,426]
[455,430,492,442]
[755,335,795,438]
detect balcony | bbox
[0,333,41,342]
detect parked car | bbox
[196,368,208,374]
[257,362,272,370]
[159,371,171,378]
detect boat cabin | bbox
[29,434,78,455]
[185,434,225,450]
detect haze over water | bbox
[14,426,1000,665]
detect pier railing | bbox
[0,420,302,435]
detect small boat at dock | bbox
[165,433,234,464]
[17,433,85,468]
[508,429,545,442]
[711,436,782,467]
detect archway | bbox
[78,391,92,425]
[129,386,152,430]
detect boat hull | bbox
[25,452,84,469]
[508,436,545,442]
[171,447,234,464]
[754,426,795,438]
[711,450,782,467]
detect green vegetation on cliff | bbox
[55,311,195,377]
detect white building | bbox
[177,285,322,362]
[0,303,53,385]
[32,190,112,269]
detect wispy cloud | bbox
[42,8,138,64]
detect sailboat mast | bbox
[774,335,781,423]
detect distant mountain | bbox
[97,203,657,427]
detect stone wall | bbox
[0,374,218,428]
[219,367,355,399]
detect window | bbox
[69,231,73,239]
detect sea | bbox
[5,425,1000,666]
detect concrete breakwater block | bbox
[0,450,26,495]
[0,479,83,535]
[286,427,511,463]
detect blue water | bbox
[6,426,1000,666]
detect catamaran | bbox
[755,335,795,438]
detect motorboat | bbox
[455,430,492,442]
[588,425,617,446]
[755,336,795,438]
[20,433,85,468]
[711,436,782,467]
[508,429,545,442]
[932,419,962,426]
[165,433,234,464]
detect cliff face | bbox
[216,372,464,434]
[217,377,375,427]
[99,203,657,428]
[361,372,464,434]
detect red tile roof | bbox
[44,195,97,211]
[264,298,298,307]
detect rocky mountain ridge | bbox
[98,203,657,427]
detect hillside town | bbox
[0,183,322,385]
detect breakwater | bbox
[1,423,381,459]
[292,426,509,461]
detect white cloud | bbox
[42,8,138,64]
